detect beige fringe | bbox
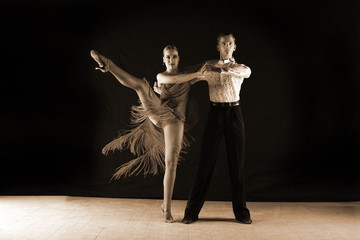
[102,103,192,180]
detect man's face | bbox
[217,36,236,60]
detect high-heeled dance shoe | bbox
[161,204,174,223]
[90,50,110,72]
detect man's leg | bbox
[182,105,224,223]
[224,106,251,224]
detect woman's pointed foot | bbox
[163,210,174,223]
[90,50,110,72]
[161,203,174,223]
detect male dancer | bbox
[182,32,252,224]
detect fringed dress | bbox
[102,80,197,180]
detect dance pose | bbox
[90,45,205,223]
[182,32,253,224]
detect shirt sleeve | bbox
[221,63,251,78]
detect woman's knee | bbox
[169,142,182,156]
[134,79,148,92]
[165,144,181,168]
[165,159,177,172]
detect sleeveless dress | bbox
[102,80,197,180]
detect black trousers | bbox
[184,103,250,219]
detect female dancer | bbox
[90,46,205,222]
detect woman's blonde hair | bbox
[163,45,178,55]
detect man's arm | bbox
[221,63,251,78]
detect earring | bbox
[162,62,165,65]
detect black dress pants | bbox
[184,103,250,219]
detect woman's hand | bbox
[201,63,221,74]
[153,81,162,95]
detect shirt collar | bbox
[222,57,235,63]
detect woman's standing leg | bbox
[162,120,184,222]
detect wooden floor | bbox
[0,196,359,240]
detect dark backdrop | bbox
[1,1,359,201]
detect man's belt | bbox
[211,101,240,107]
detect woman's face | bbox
[163,49,179,71]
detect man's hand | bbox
[203,63,221,73]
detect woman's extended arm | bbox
[156,64,207,84]
[156,72,200,84]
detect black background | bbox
[1,0,359,201]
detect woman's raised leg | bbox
[90,50,158,125]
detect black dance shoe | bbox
[236,216,252,224]
[182,216,199,224]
